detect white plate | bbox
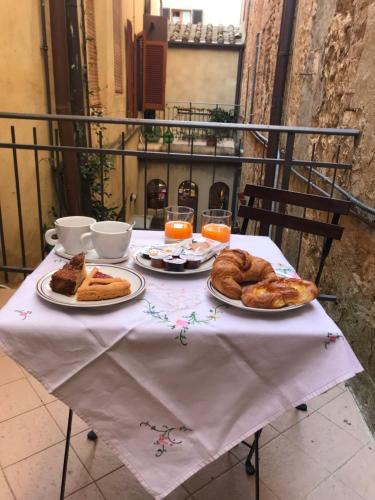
[134,251,215,275]
[36,265,145,308]
[54,244,129,264]
[207,278,312,313]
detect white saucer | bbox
[54,244,129,264]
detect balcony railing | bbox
[0,111,360,280]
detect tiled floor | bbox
[0,350,373,500]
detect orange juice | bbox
[202,223,231,243]
[165,220,193,240]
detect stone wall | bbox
[240,0,375,426]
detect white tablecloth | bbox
[0,232,362,499]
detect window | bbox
[178,181,198,213]
[147,179,167,210]
[85,0,101,107]
[209,182,230,210]
[112,0,123,94]
[171,9,191,24]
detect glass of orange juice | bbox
[164,206,194,242]
[201,209,232,244]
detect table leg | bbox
[87,430,98,441]
[296,403,308,411]
[60,408,73,500]
[254,430,261,500]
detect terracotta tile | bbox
[305,475,363,500]
[334,445,375,499]
[71,431,122,481]
[284,412,363,473]
[319,391,372,444]
[230,425,279,460]
[0,406,64,467]
[4,441,91,499]
[260,435,329,500]
[26,375,57,404]
[46,400,89,436]
[308,385,344,411]
[193,462,278,500]
[0,470,15,500]
[66,483,105,499]
[0,356,24,386]
[0,379,43,422]
[96,466,153,499]
[271,405,314,433]
[184,452,238,493]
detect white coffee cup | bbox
[45,216,96,255]
[80,221,132,259]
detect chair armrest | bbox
[317,294,338,304]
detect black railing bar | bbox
[32,127,45,260]
[302,166,375,216]
[0,142,353,169]
[0,265,34,274]
[0,112,360,136]
[121,132,125,222]
[10,126,27,277]
[169,100,242,107]
[0,203,8,282]
[99,131,104,208]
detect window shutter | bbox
[135,33,144,111]
[125,20,136,117]
[142,41,167,110]
[162,8,170,18]
[113,0,123,94]
[85,0,101,108]
[192,10,203,24]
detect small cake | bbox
[150,253,167,269]
[163,257,186,272]
[76,267,131,301]
[50,253,86,296]
[185,255,202,269]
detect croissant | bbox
[242,277,318,309]
[211,249,276,299]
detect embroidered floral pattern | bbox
[325,332,341,349]
[140,421,192,457]
[15,310,32,320]
[142,299,227,346]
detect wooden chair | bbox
[237,184,351,499]
[238,184,351,295]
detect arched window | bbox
[147,179,167,210]
[209,182,229,210]
[178,180,198,212]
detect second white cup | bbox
[80,221,132,259]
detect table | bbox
[0,232,363,499]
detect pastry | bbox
[211,249,276,299]
[163,257,186,271]
[50,253,86,296]
[242,277,318,309]
[76,267,131,301]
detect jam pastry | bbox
[76,267,131,301]
[50,253,86,296]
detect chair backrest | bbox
[238,184,351,285]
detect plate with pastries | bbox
[36,253,145,308]
[207,249,319,313]
[134,237,227,275]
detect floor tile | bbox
[27,375,57,404]
[4,441,92,499]
[0,378,43,422]
[319,391,373,444]
[0,470,15,500]
[66,483,105,499]
[0,406,64,467]
[334,444,375,499]
[0,356,24,386]
[270,405,314,433]
[260,435,329,500]
[96,466,153,499]
[284,411,363,473]
[230,425,279,460]
[71,431,123,481]
[308,385,344,411]
[305,475,363,500]
[46,400,89,436]
[193,462,278,500]
[184,452,238,493]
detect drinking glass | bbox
[201,209,231,243]
[164,206,194,242]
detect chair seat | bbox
[0,288,16,308]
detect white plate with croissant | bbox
[36,254,145,308]
[207,249,318,313]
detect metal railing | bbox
[0,111,359,279]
